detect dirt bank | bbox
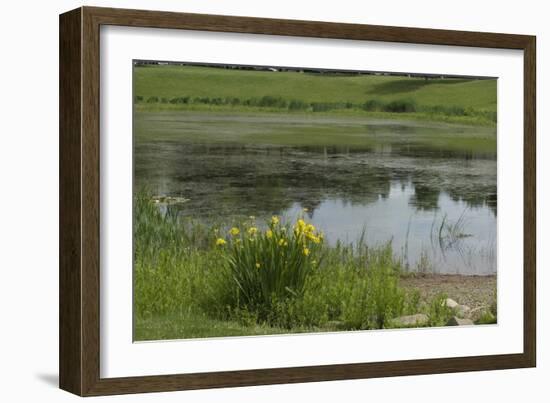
[400,274,496,311]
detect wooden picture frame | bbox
[59,6,536,396]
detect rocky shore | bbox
[398,274,497,325]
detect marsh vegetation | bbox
[135,194,496,340]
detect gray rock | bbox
[392,314,429,327]
[445,298,459,309]
[456,304,471,318]
[446,316,475,326]
[445,299,470,318]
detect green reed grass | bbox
[215,216,323,319]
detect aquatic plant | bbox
[219,216,324,318]
[431,211,473,262]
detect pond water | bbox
[135,112,497,275]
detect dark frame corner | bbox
[60,6,536,396]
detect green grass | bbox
[135,311,292,340]
[133,65,497,125]
[133,191,468,341]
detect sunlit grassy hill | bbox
[134,65,497,123]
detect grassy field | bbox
[133,65,497,125]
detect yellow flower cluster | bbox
[221,216,321,262]
[294,218,323,244]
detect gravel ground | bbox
[400,274,497,311]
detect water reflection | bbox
[282,182,496,275]
[135,140,496,275]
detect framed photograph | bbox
[59,6,536,396]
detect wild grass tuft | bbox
[427,293,455,326]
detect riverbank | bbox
[133,195,497,341]
[135,274,497,341]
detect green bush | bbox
[169,96,190,104]
[229,97,241,106]
[311,102,337,112]
[146,96,159,103]
[384,99,417,113]
[425,105,465,116]
[288,99,308,111]
[363,99,384,111]
[194,96,211,104]
[258,95,287,108]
